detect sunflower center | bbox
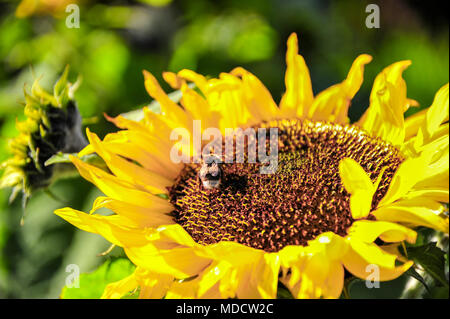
[168,119,404,252]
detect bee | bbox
[199,154,223,190]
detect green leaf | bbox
[60,258,136,299]
[44,152,76,166]
[45,152,106,169]
[120,83,195,121]
[404,242,449,288]
[405,267,431,293]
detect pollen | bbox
[169,119,404,252]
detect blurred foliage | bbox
[0,0,448,298]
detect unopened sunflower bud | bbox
[0,66,87,204]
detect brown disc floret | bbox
[169,119,404,252]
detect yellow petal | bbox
[77,144,94,157]
[377,153,431,207]
[283,258,344,299]
[198,240,261,264]
[179,82,219,130]
[165,274,223,299]
[343,243,413,281]
[79,127,181,180]
[381,243,410,263]
[404,98,420,112]
[125,244,211,279]
[308,54,372,123]
[254,253,280,299]
[101,272,138,299]
[347,220,416,244]
[135,268,174,299]
[403,85,449,155]
[91,196,174,228]
[197,261,233,298]
[204,73,255,130]
[143,70,192,130]
[359,61,411,145]
[231,67,280,121]
[349,239,398,269]
[405,188,449,203]
[279,232,348,298]
[85,128,173,194]
[177,69,208,93]
[162,71,183,89]
[54,207,148,247]
[372,197,449,233]
[197,241,280,299]
[154,224,201,247]
[339,158,376,219]
[70,155,169,208]
[410,144,449,196]
[225,253,279,299]
[423,83,449,140]
[122,225,211,279]
[404,108,427,140]
[279,33,314,118]
[103,130,182,180]
[104,113,149,133]
[321,261,345,299]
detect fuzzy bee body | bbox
[199,155,222,190]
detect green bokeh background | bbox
[0,0,448,298]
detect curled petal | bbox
[373,198,449,234]
[359,61,411,145]
[377,152,432,207]
[279,33,314,118]
[339,158,382,219]
[70,155,170,208]
[85,128,173,194]
[342,241,413,281]
[423,83,449,141]
[54,207,148,247]
[308,54,372,123]
[348,220,416,244]
[91,196,174,228]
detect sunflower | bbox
[55,33,449,299]
[1,67,86,205]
